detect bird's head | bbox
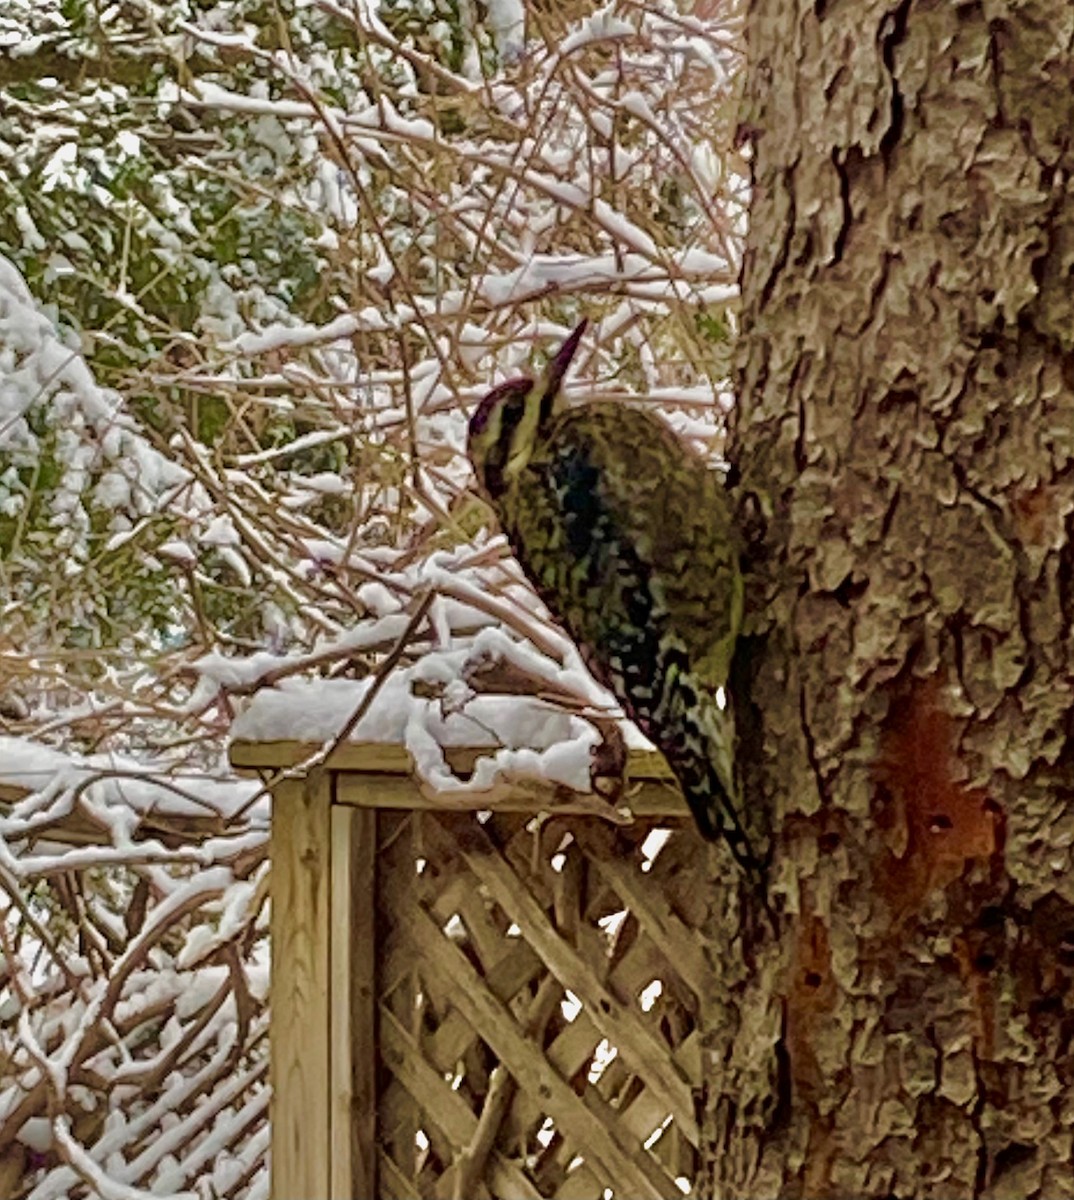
[467,320,587,501]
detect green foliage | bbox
[0,7,748,1192]
[1,0,744,705]
[381,0,496,75]
[696,309,731,344]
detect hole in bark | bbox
[1057,935,1074,966]
[978,905,1005,929]
[804,971,823,988]
[877,0,908,156]
[818,831,841,853]
[928,813,953,831]
[878,388,918,413]
[832,575,868,607]
[1031,993,1062,1016]
[1029,252,1049,288]
[992,1142,1036,1179]
[973,951,996,972]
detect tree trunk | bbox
[711,1,1074,1195]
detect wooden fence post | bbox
[269,770,377,1200]
[270,771,331,1200]
[330,803,377,1200]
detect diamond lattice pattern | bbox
[376,810,712,1199]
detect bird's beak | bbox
[541,319,587,399]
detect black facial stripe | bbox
[486,394,525,484]
[472,385,531,500]
[499,393,526,440]
[471,378,531,428]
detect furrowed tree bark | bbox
[702,1,1074,1196]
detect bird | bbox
[467,320,763,883]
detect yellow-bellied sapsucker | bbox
[468,321,760,879]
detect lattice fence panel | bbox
[374,808,712,1199]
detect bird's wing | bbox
[545,404,742,686]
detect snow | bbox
[158,540,197,564]
[225,312,360,357]
[227,590,657,799]
[0,737,265,827]
[52,1116,199,1200]
[1,0,745,1193]
[0,254,188,568]
[486,0,524,56]
[202,515,240,547]
[560,11,635,56]
[229,670,593,757]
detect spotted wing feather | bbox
[497,402,752,865]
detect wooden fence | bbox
[229,739,715,1200]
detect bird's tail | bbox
[670,742,765,880]
[670,745,776,935]
[643,662,772,917]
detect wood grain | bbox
[270,772,331,1200]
